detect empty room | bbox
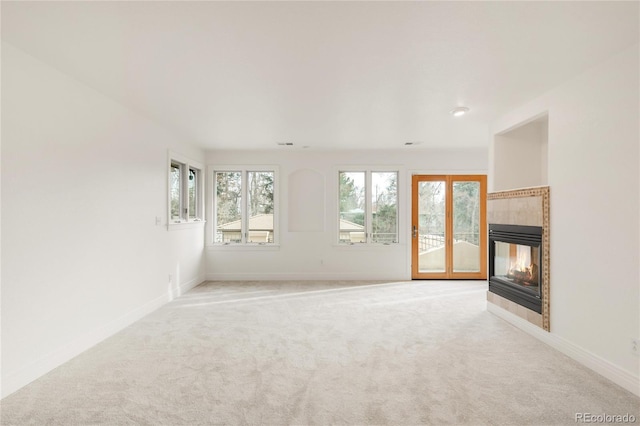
[1,1,639,424]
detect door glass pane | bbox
[452,181,481,272]
[247,171,275,243]
[418,180,446,272]
[371,171,397,243]
[215,171,242,243]
[339,172,365,243]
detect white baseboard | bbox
[1,276,206,399]
[487,303,640,397]
[170,274,205,299]
[205,272,408,281]
[182,275,205,292]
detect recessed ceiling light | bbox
[277,142,294,146]
[404,142,422,146]
[450,107,470,117]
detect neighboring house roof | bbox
[219,214,364,232]
[339,219,365,232]
[218,213,273,230]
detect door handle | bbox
[413,226,418,238]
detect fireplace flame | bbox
[514,245,531,272]
[507,245,538,284]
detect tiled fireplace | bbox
[486,186,550,331]
[489,223,543,313]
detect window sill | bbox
[167,221,206,231]
[206,244,280,251]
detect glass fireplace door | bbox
[493,241,541,297]
[488,223,544,313]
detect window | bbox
[170,163,182,221]
[339,170,398,244]
[188,168,198,220]
[214,168,277,245]
[168,153,203,224]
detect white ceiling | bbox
[2,1,638,151]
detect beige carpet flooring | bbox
[1,280,638,425]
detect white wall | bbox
[491,45,640,393]
[493,117,548,191]
[1,43,205,398]
[205,149,487,281]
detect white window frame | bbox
[209,165,279,247]
[168,151,204,228]
[337,167,399,245]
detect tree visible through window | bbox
[339,172,365,242]
[169,155,202,224]
[453,181,480,246]
[188,168,198,220]
[247,171,274,243]
[216,171,242,242]
[170,163,181,221]
[339,170,398,244]
[215,169,276,244]
[372,171,398,243]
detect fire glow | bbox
[507,245,538,285]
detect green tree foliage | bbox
[339,172,359,213]
[216,171,242,226]
[339,172,365,226]
[188,169,197,218]
[248,171,274,216]
[453,182,480,245]
[418,181,445,235]
[372,172,397,242]
[216,171,275,227]
[170,164,181,219]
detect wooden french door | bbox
[411,175,487,279]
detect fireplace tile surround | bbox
[487,186,550,331]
